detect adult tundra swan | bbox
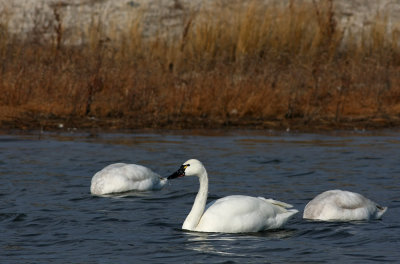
[90,163,167,195]
[167,159,298,233]
[303,190,387,221]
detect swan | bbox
[90,163,167,195]
[167,159,298,233]
[303,190,387,221]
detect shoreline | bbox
[2,114,400,134]
[1,1,399,133]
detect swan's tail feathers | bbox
[285,209,299,219]
[273,209,299,228]
[258,197,293,208]
[376,205,388,219]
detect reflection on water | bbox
[0,130,399,263]
[184,228,299,261]
[185,232,245,257]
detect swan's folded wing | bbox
[197,195,298,232]
[303,190,387,221]
[258,197,294,208]
[91,163,163,194]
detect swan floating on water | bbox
[303,190,387,221]
[90,163,167,195]
[167,159,298,233]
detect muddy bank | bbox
[2,111,400,133]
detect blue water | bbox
[0,130,399,263]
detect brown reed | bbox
[0,0,399,131]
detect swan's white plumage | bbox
[169,159,298,233]
[90,163,167,195]
[303,190,387,221]
[196,195,297,233]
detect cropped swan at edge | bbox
[90,163,167,195]
[167,159,298,233]
[303,189,387,221]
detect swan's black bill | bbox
[167,164,189,180]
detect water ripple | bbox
[0,132,399,264]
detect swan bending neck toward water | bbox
[90,163,167,195]
[168,159,298,233]
[303,190,387,221]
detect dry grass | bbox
[1,0,400,131]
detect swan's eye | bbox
[183,164,190,170]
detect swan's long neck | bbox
[182,169,208,230]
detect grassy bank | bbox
[1,0,400,131]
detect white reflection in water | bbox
[183,228,297,257]
[184,231,248,257]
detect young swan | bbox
[303,190,387,221]
[90,163,167,195]
[168,159,298,233]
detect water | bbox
[0,130,399,263]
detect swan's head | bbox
[168,159,205,180]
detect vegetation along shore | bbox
[1,0,400,132]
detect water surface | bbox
[0,130,399,263]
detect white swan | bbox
[90,163,167,195]
[303,190,387,221]
[167,159,298,233]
